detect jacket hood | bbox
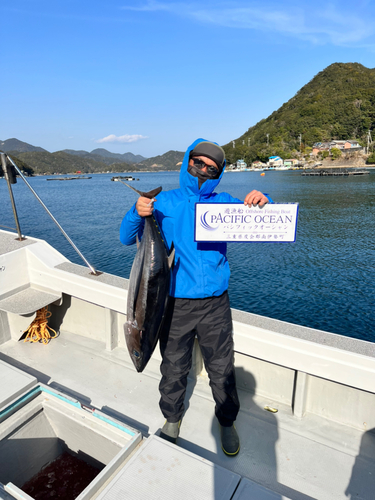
[179,138,226,199]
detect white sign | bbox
[195,203,299,243]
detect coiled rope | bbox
[23,306,58,344]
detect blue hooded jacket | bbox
[120,138,269,299]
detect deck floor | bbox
[1,331,374,500]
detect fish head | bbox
[125,321,145,372]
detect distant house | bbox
[312,142,331,154]
[330,140,361,151]
[267,156,283,166]
[251,160,265,169]
[283,159,299,167]
[312,140,362,155]
[236,159,247,170]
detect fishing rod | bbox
[1,153,100,276]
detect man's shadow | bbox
[212,368,281,498]
[345,428,375,499]
[179,365,282,498]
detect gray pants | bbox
[159,291,240,426]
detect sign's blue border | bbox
[194,202,299,243]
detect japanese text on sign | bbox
[195,203,299,243]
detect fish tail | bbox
[120,181,162,199]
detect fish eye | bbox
[133,349,140,358]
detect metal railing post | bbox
[0,153,25,241]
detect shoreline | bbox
[5,165,374,178]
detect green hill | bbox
[135,150,184,170]
[0,138,48,153]
[223,62,375,164]
[90,148,145,164]
[5,149,184,175]
[10,151,117,175]
[61,148,146,164]
[0,154,35,177]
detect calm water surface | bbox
[1,170,374,342]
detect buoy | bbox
[260,173,265,176]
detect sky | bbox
[1,0,375,158]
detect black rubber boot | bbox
[159,420,181,444]
[220,424,240,456]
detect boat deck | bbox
[1,331,373,500]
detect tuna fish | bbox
[122,183,175,372]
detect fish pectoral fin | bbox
[136,234,140,249]
[168,242,175,269]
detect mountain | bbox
[60,149,90,156]
[61,148,146,164]
[0,138,48,153]
[90,148,146,164]
[8,151,123,175]
[135,150,184,170]
[0,139,146,166]
[59,149,131,166]
[5,149,184,175]
[223,62,375,164]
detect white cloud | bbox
[96,134,148,144]
[122,1,374,47]
[192,5,370,45]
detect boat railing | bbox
[1,153,100,276]
[1,228,375,434]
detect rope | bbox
[23,306,58,344]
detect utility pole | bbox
[266,134,269,147]
[299,134,302,152]
[232,141,235,148]
[248,137,250,147]
[367,130,372,153]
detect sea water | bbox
[1,170,374,341]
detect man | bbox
[120,139,270,456]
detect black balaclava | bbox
[187,141,225,188]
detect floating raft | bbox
[111,176,138,181]
[301,169,370,177]
[46,176,92,181]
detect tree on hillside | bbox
[330,148,342,161]
[318,151,329,159]
[303,147,312,159]
[0,155,35,177]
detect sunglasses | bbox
[191,158,219,176]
